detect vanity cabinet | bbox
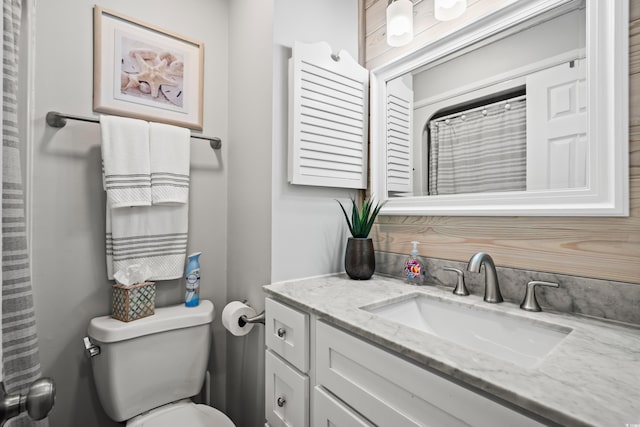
[265,297,549,427]
[265,298,310,427]
[312,386,373,427]
[316,321,545,427]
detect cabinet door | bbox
[316,321,545,427]
[265,350,309,427]
[266,298,310,372]
[313,386,374,427]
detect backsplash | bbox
[376,251,640,326]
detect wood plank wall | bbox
[364,0,640,283]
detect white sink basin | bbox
[362,293,572,368]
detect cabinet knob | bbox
[276,328,286,338]
[277,396,286,407]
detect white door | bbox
[526,58,587,190]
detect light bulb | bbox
[386,0,414,47]
[434,0,467,21]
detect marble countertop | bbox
[263,274,640,427]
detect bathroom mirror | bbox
[370,0,629,216]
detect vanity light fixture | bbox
[434,0,467,21]
[386,0,414,47]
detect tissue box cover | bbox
[112,282,156,322]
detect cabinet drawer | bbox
[313,386,374,427]
[266,298,309,372]
[265,350,309,427]
[316,321,545,427]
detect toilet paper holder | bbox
[238,311,265,327]
[238,300,265,327]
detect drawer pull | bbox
[277,328,286,339]
[277,396,286,407]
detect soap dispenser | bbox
[404,241,426,285]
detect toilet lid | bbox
[127,401,235,427]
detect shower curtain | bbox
[2,0,47,425]
[428,97,527,195]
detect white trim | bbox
[370,0,629,216]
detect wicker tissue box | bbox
[112,282,156,322]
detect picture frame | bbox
[93,6,204,130]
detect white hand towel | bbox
[149,122,191,204]
[100,115,151,208]
[106,202,188,281]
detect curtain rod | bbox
[45,111,222,150]
[429,94,526,126]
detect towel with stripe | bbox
[150,122,191,204]
[106,204,189,280]
[100,115,151,208]
[100,116,191,280]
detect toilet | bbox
[86,300,234,426]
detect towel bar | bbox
[46,111,222,150]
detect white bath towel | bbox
[106,202,189,281]
[149,122,191,204]
[100,115,151,208]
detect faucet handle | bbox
[443,267,469,296]
[520,281,559,312]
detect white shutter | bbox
[386,78,413,193]
[289,41,369,189]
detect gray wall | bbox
[226,1,359,425]
[226,1,273,426]
[29,1,229,425]
[271,0,359,283]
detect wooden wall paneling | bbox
[632,0,640,22]
[365,0,387,37]
[365,0,498,69]
[630,49,640,179]
[372,221,640,283]
[365,0,379,11]
[632,123,640,178]
[630,17,640,74]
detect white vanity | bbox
[263,274,640,427]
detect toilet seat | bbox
[127,400,235,427]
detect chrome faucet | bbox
[466,252,503,303]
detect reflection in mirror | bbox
[371,0,628,216]
[387,3,586,198]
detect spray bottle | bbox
[404,241,426,285]
[185,252,201,307]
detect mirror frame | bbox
[370,0,629,216]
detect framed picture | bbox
[94,6,204,130]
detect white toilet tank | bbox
[87,300,214,422]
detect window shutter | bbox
[386,78,413,193]
[289,41,369,189]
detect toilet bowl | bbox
[127,400,233,427]
[86,300,234,426]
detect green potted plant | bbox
[337,196,385,280]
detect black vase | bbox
[345,237,375,280]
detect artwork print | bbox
[94,6,204,129]
[117,33,186,112]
